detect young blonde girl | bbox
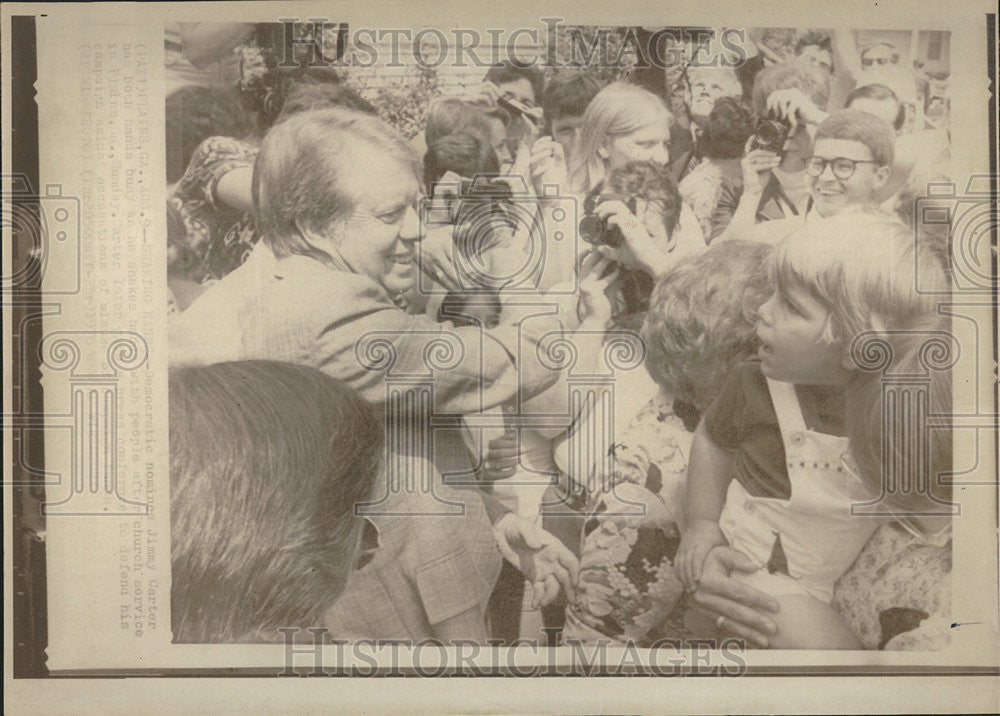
[676,213,951,649]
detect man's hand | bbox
[691,546,780,648]
[591,199,668,276]
[482,430,518,481]
[418,225,462,292]
[575,251,617,327]
[494,513,580,607]
[460,80,504,110]
[505,122,543,188]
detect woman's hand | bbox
[740,139,782,196]
[494,513,581,607]
[529,136,568,196]
[674,518,728,591]
[575,251,618,327]
[591,199,668,276]
[690,546,780,648]
[765,88,829,132]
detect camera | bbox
[2,175,81,294]
[419,175,579,294]
[751,113,792,154]
[577,190,656,320]
[425,175,514,227]
[497,95,544,125]
[578,193,637,249]
[454,176,515,228]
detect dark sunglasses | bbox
[805,156,880,180]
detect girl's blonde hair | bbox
[773,214,953,514]
[569,82,672,195]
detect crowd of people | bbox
[165,23,954,651]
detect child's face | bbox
[756,283,851,385]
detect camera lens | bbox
[578,215,605,245]
[755,120,782,144]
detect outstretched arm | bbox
[674,421,735,590]
[494,513,580,607]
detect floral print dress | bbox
[168,136,259,286]
[562,394,691,646]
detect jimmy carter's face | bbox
[337,146,423,296]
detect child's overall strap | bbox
[764,377,809,435]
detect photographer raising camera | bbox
[716,62,831,242]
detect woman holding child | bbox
[610,213,950,649]
[688,219,951,650]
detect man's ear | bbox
[873,164,892,190]
[294,216,337,250]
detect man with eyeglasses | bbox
[732,108,895,245]
[859,40,901,71]
[806,108,894,218]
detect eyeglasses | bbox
[861,56,895,68]
[805,156,880,180]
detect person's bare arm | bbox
[831,28,861,83]
[179,22,254,68]
[214,166,254,213]
[674,421,735,590]
[715,146,779,243]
